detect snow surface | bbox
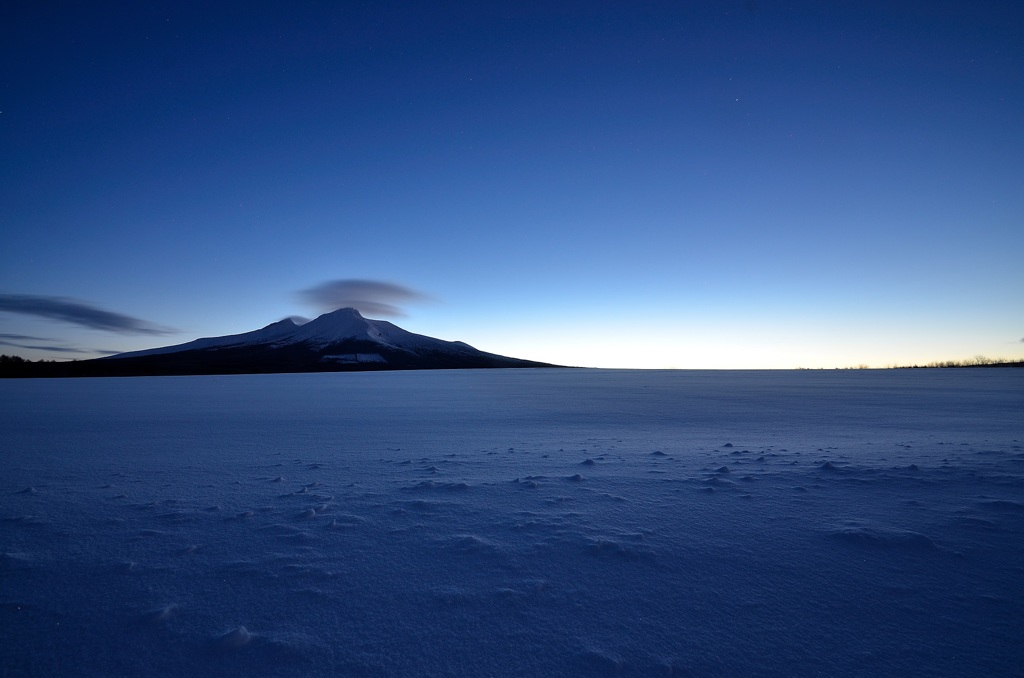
[2,368,1022,677]
[320,353,387,364]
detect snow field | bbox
[1,369,1022,676]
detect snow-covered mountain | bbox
[88,308,555,376]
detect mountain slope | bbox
[22,308,557,377]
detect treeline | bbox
[0,354,60,376]
[1,354,52,364]
[841,355,1024,369]
[898,356,1024,369]
[1,354,59,365]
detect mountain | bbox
[7,308,558,377]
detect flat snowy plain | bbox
[2,368,1022,677]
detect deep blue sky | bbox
[2,1,1022,368]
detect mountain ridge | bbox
[3,308,559,377]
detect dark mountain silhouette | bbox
[2,308,558,377]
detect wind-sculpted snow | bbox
[1,369,1022,676]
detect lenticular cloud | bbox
[297,279,429,318]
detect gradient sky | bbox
[2,1,1022,368]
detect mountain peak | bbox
[264,317,300,330]
[327,307,363,317]
[297,307,375,344]
[91,307,557,375]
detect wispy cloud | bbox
[0,339,90,354]
[297,279,431,318]
[0,333,53,342]
[0,332,108,355]
[0,294,176,335]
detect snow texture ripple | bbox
[1,368,1022,677]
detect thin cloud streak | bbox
[0,339,89,354]
[0,333,54,342]
[298,279,430,318]
[0,332,102,355]
[0,294,176,335]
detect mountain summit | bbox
[9,308,557,377]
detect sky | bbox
[2,1,1022,369]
